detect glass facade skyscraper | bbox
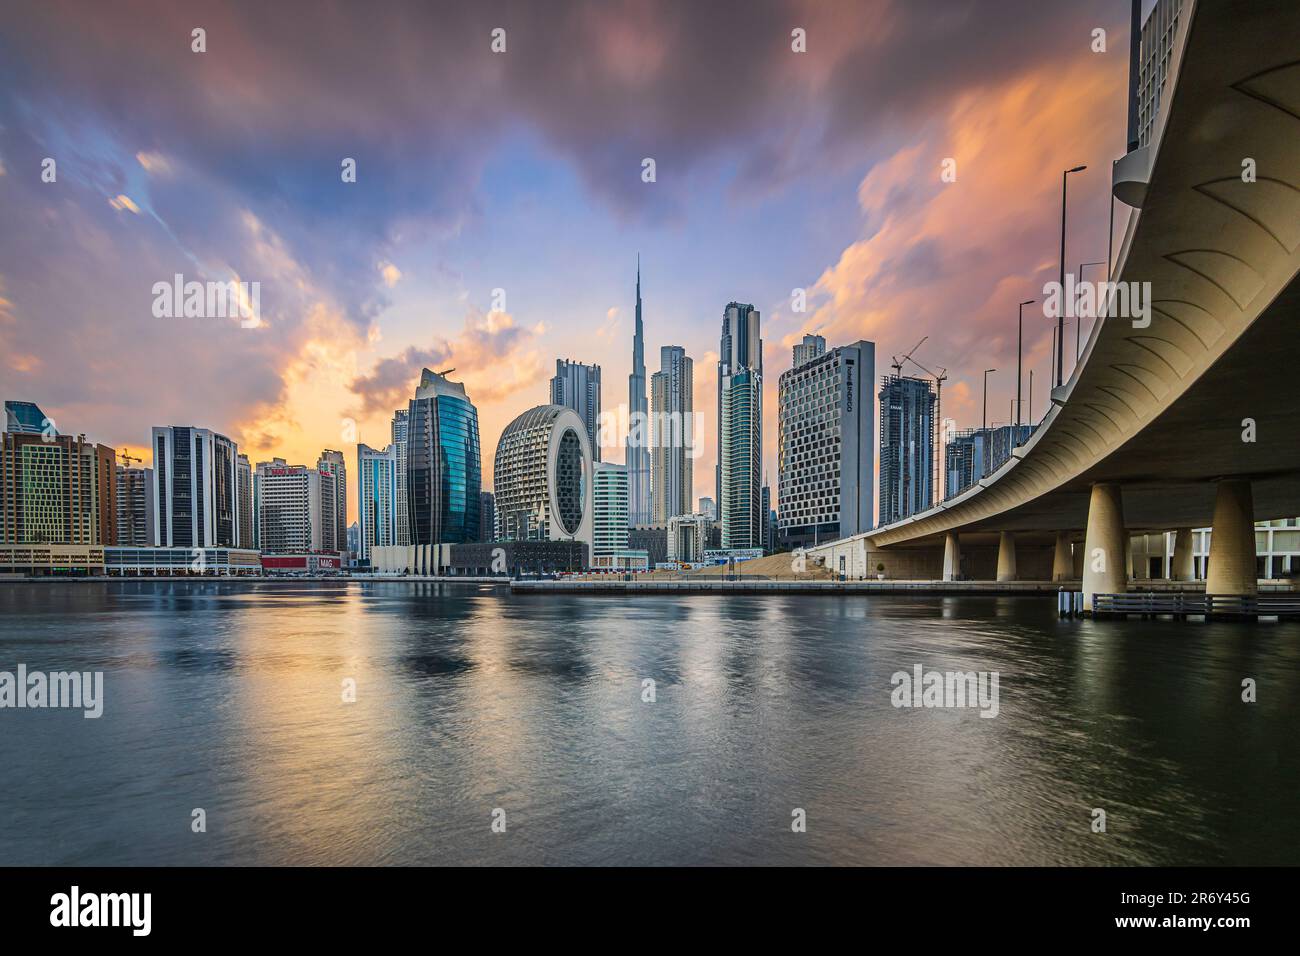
[406,368,481,545]
[878,375,936,526]
[718,302,763,549]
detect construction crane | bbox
[118,448,143,468]
[903,351,948,505]
[891,336,928,377]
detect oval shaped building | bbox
[493,405,594,551]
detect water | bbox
[0,581,1296,866]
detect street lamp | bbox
[1057,164,1087,387]
[982,368,996,477]
[1076,260,1106,363]
[1016,299,1035,434]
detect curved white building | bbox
[493,405,594,551]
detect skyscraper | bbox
[391,409,410,546]
[254,458,323,553]
[878,375,936,526]
[718,302,763,549]
[493,405,593,551]
[478,491,496,543]
[778,339,875,547]
[792,334,826,369]
[236,453,253,548]
[317,449,347,553]
[115,464,155,546]
[406,368,481,545]
[357,442,397,559]
[626,259,651,526]
[593,462,630,557]
[4,400,52,435]
[550,359,602,462]
[1,429,116,545]
[150,426,239,548]
[650,345,693,522]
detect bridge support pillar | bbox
[942,532,961,581]
[1125,534,1134,579]
[1171,528,1195,581]
[996,532,1017,582]
[1082,482,1127,612]
[1206,479,1257,596]
[1052,532,1073,582]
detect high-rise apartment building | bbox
[718,302,763,549]
[593,462,629,557]
[4,400,53,435]
[1,429,116,545]
[792,334,826,370]
[406,368,481,545]
[317,449,347,554]
[878,376,936,527]
[650,345,693,523]
[778,339,875,548]
[943,424,1035,499]
[626,260,651,526]
[150,426,239,548]
[254,458,323,554]
[356,443,397,560]
[391,409,410,546]
[236,453,253,548]
[115,465,155,546]
[551,359,602,463]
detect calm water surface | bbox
[0,581,1296,865]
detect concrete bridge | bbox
[807,0,1300,609]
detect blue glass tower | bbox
[406,369,481,544]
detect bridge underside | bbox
[853,0,1300,554]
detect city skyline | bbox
[1,1,1134,526]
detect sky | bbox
[0,0,1136,525]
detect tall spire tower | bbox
[626,257,651,526]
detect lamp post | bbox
[1076,260,1106,363]
[1057,164,1087,387]
[1016,299,1035,434]
[982,368,996,477]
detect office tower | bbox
[792,334,826,370]
[391,408,410,546]
[236,453,253,548]
[667,512,711,563]
[698,496,716,520]
[718,302,763,549]
[478,491,496,543]
[878,375,936,526]
[1,430,116,545]
[494,405,593,550]
[254,458,323,553]
[550,359,602,462]
[650,345,693,522]
[406,368,481,545]
[150,426,239,548]
[593,462,630,557]
[357,443,398,559]
[318,449,347,553]
[4,400,53,435]
[626,259,651,526]
[347,522,359,557]
[115,464,155,546]
[778,339,875,548]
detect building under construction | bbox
[878,375,936,527]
